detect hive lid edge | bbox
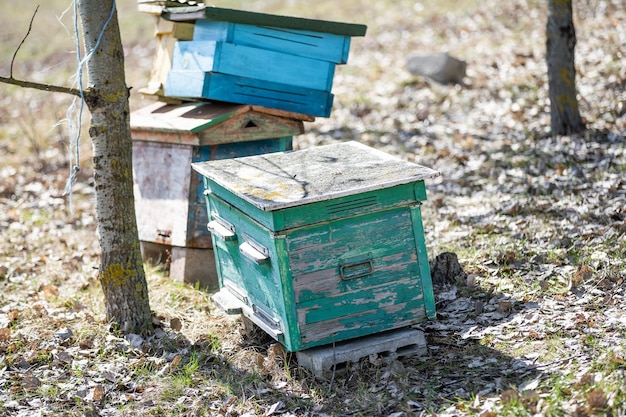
[192,161,441,212]
[162,5,367,37]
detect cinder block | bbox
[169,246,218,289]
[295,327,427,379]
[140,241,171,265]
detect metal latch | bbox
[207,217,236,241]
[225,283,249,306]
[239,236,270,264]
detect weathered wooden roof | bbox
[162,5,367,37]
[192,141,440,211]
[130,101,313,146]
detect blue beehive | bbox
[170,41,336,91]
[162,6,366,117]
[164,72,336,117]
[192,20,352,63]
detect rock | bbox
[125,333,144,349]
[54,327,73,341]
[170,317,182,332]
[406,52,467,84]
[429,252,466,287]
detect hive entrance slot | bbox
[326,195,378,215]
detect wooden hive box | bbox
[137,9,195,97]
[192,20,352,64]
[131,101,313,288]
[161,6,366,117]
[192,141,439,351]
[170,41,335,91]
[165,71,335,117]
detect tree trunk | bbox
[79,0,153,335]
[546,0,585,135]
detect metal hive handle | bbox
[239,241,270,264]
[207,219,237,241]
[340,258,374,280]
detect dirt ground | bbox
[1,0,625,416]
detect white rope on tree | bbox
[63,0,117,212]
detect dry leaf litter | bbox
[1,0,625,415]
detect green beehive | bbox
[192,141,439,352]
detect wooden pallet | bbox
[295,327,428,379]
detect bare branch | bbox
[11,5,40,78]
[2,6,92,102]
[0,75,85,98]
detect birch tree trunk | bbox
[79,0,153,335]
[546,0,585,135]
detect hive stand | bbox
[212,289,428,378]
[131,101,313,288]
[295,327,428,379]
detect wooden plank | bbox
[155,18,176,36]
[198,114,303,144]
[139,32,177,96]
[297,280,425,324]
[298,301,427,349]
[287,208,417,275]
[166,70,334,117]
[248,106,314,123]
[174,22,194,40]
[292,252,419,304]
[172,41,336,91]
[140,21,193,98]
[410,205,437,319]
[138,4,163,15]
[131,101,223,135]
[296,328,427,376]
[163,6,368,37]
[132,130,201,146]
[273,237,302,352]
[132,141,193,247]
[193,20,352,64]
[278,185,418,231]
